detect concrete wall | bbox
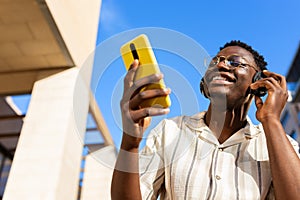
[3,0,102,199]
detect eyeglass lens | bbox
[210,55,244,68]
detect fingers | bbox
[251,76,279,91]
[122,99,170,128]
[121,59,171,131]
[123,59,139,91]
[262,70,287,91]
[130,107,170,123]
[130,88,171,109]
[122,86,171,124]
[252,71,288,122]
[250,70,287,93]
[254,95,263,110]
[128,59,139,70]
[123,73,165,101]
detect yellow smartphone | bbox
[120,34,171,108]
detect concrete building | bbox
[0,0,116,199]
[281,42,300,144]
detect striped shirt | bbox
[139,112,300,200]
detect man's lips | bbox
[206,73,236,84]
[211,79,233,85]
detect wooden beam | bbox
[0,143,13,160]
[0,132,20,139]
[0,114,25,120]
[88,91,114,146]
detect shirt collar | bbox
[184,111,261,146]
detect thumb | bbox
[254,96,263,110]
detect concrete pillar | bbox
[3,67,89,200]
[80,146,117,200]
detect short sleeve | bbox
[139,120,167,200]
[286,134,300,157]
[266,135,300,200]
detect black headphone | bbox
[200,77,209,98]
[250,71,267,97]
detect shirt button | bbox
[219,148,223,152]
[215,175,221,180]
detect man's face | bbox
[203,46,258,104]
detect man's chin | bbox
[207,88,230,99]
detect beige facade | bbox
[0,0,116,199]
[81,148,115,200]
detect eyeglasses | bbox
[207,54,258,71]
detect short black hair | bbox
[220,40,268,71]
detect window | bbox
[0,151,12,198]
[290,130,298,141]
[281,112,290,128]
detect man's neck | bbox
[204,104,248,144]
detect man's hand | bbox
[120,59,171,149]
[251,70,300,200]
[112,60,171,200]
[250,70,288,123]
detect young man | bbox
[111,41,300,199]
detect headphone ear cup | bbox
[253,71,266,83]
[200,78,209,98]
[251,71,267,97]
[252,72,261,83]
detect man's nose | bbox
[216,59,231,71]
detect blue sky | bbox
[93,0,300,148]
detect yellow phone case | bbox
[120,34,171,108]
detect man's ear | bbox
[200,78,209,98]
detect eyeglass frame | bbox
[207,54,259,72]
